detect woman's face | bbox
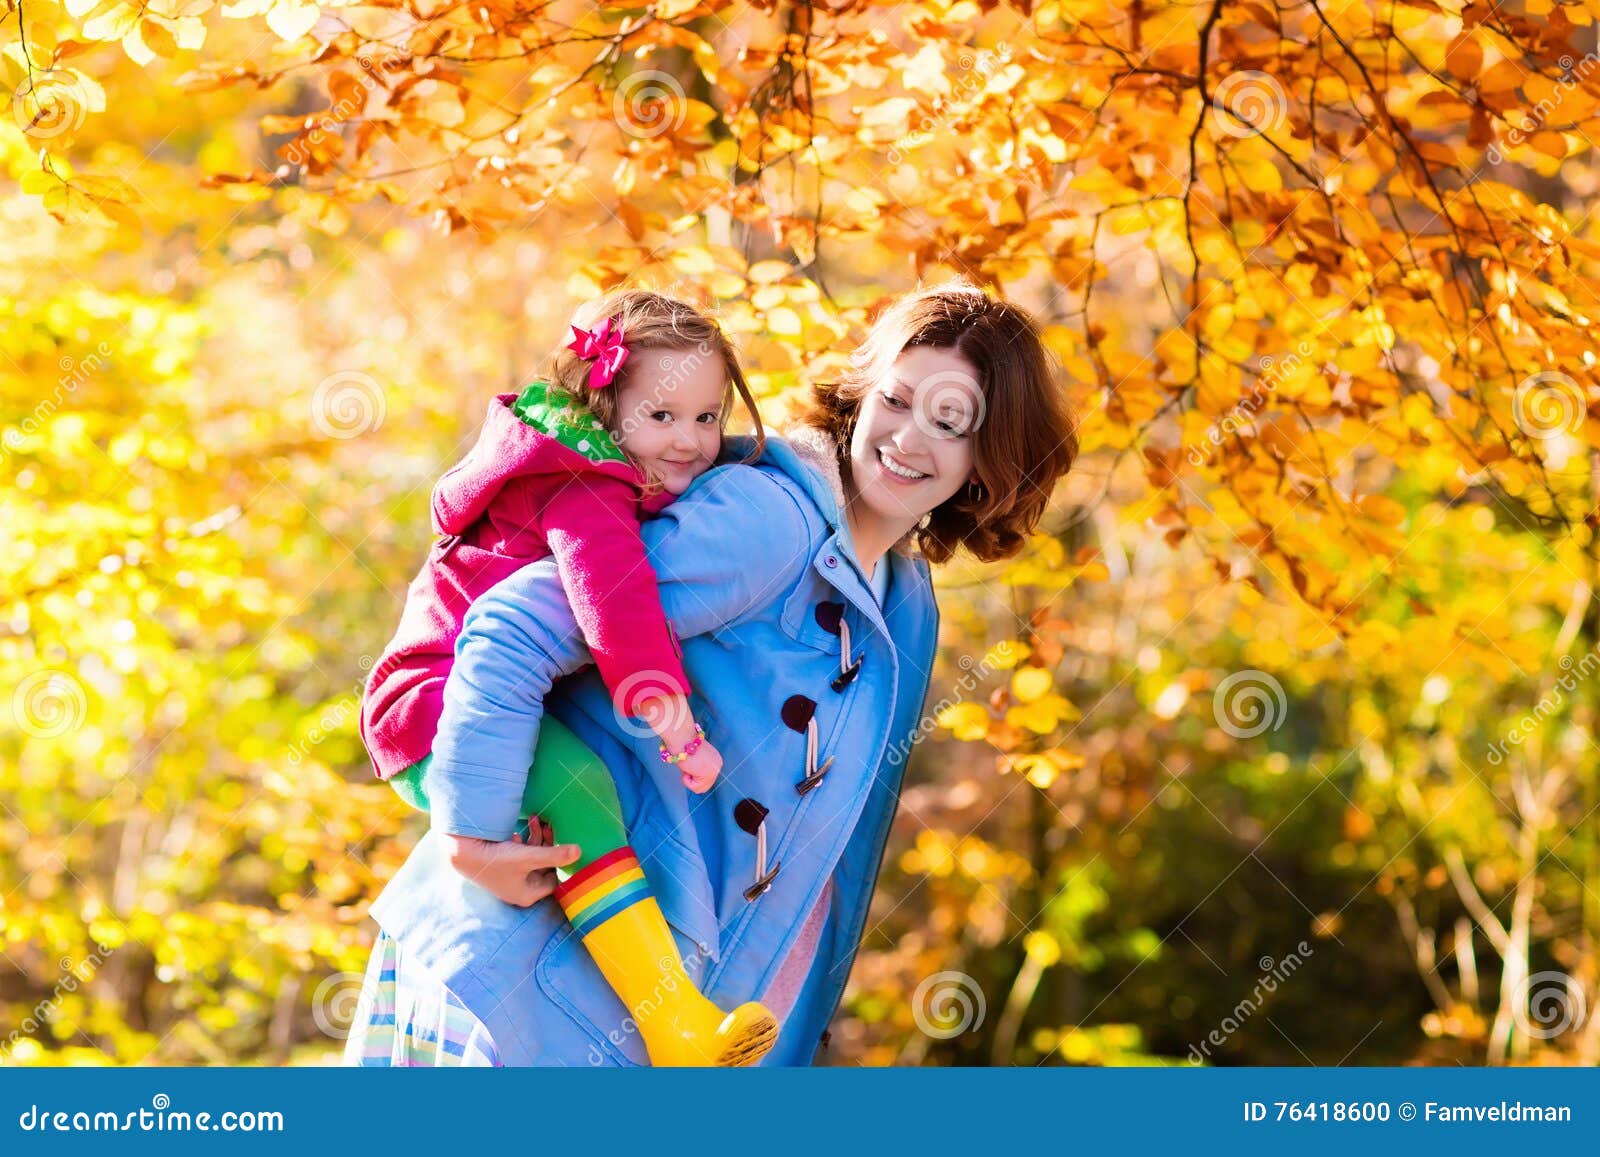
[610,346,726,495]
[847,345,982,526]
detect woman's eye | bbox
[883,392,909,410]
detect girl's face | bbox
[611,346,727,495]
[847,345,982,525]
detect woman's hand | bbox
[442,819,580,908]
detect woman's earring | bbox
[966,480,984,502]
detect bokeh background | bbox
[4,0,1600,1066]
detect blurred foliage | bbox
[4,0,1600,1065]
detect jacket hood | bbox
[432,392,656,535]
[721,425,922,560]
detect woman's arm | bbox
[427,464,813,841]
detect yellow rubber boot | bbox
[556,849,778,1067]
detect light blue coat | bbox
[369,431,940,1065]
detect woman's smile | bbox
[877,447,931,483]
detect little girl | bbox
[359,289,780,1066]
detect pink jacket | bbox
[359,392,690,780]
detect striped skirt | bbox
[342,930,501,1067]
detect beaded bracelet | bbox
[659,724,706,765]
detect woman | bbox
[343,281,1079,1066]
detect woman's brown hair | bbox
[550,289,765,484]
[800,280,1078,563]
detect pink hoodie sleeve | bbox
[537,473,693,717]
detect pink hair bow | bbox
[566,318,629,390]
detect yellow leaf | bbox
[936,702,990,741]
[902,44,951,97]
[20,169,58,195]
[140,18,180,58]
[1357,494,1406,526]
[122,23,155,65]
[1012,667,1053,703]
[265,0,320,43]
[707,272,745,298]
[860,97,915,130]
[767,306,802,337]
[1012,755,1060,789]
[1006,694,1080,734]
[748,259,793,284]
[174,16,207,50]
[83,3,139,42]
[668,246,715,275]
[985,640,1028,669]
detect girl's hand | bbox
[442,820,580,908]
[639,692,722,791]
[676,738,723,794]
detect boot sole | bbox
[715,1010,781,1067]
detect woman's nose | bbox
[891,422,926,457]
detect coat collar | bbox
[721,426,924,563]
